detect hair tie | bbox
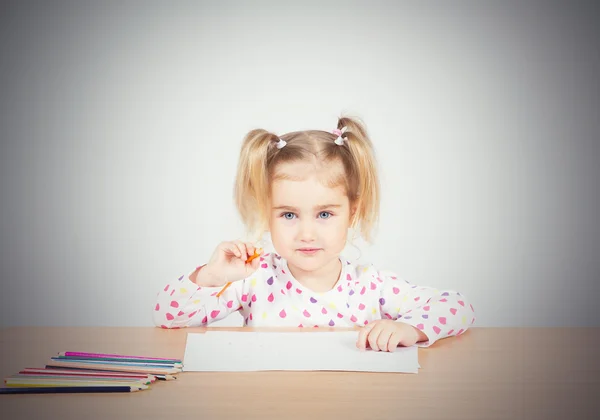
[276,138,287,149]
[332,126,348,145]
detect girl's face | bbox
[268,161,354,273]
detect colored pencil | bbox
[217,248,262,297]
[55,356,181,365]
[59,352,181,363]
[45,361,179,375]
[155,374,177,381]
[5,380,148,388]
[20,368,154,381]
[0,385,145,394]
[9,374,149,381]
[6,376,150,385]
[43,364,178,375]
[50,357,181,368]
[58,351,181,363]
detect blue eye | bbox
[282,212,296,220]
[319,211,331,219]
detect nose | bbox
[297,218,316,242]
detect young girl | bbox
[153,116,475,351]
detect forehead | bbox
[271,161,348,207]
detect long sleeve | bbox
[377,270,475,347]
[152,269,245,329]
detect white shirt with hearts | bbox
[153,252,475,347]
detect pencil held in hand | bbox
[245,248,262,263]
[216,248,263,297]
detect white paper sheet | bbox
[183,331,419,373]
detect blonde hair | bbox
[234,115,380,243]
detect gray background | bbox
[1,0,598,327]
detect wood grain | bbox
[0,327,598,420]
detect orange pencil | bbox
[216,248,262,298]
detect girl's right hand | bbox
[195,241,262,287]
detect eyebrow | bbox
[272,204,342,211]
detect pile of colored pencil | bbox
[1,351,183,394]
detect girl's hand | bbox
[356,320,427,352]
[195,241,262,287]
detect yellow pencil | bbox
[216,248,262,298]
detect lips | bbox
[297,248,322,255]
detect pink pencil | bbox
[59,352,181,362]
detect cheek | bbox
[269,219,292,242]
[320,219,349,242]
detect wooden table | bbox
[0,327,598,419]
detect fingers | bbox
[387,331,403,352]
[218,241,255,260]
[367,324,388,351]
[356,322,376,350]
[218,242,241,258]
[246,253,262,273]
[246,247,262,263]
[378,329,394,352]
[233,241,248,260]
[247,244,256,259]
[357,321,404,352]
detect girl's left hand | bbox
[356,320,426,352]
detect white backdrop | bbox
[1,0,598,327]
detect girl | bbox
[153,116,475,351]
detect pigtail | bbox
[337,116,380,243]
[234,129,279,240]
